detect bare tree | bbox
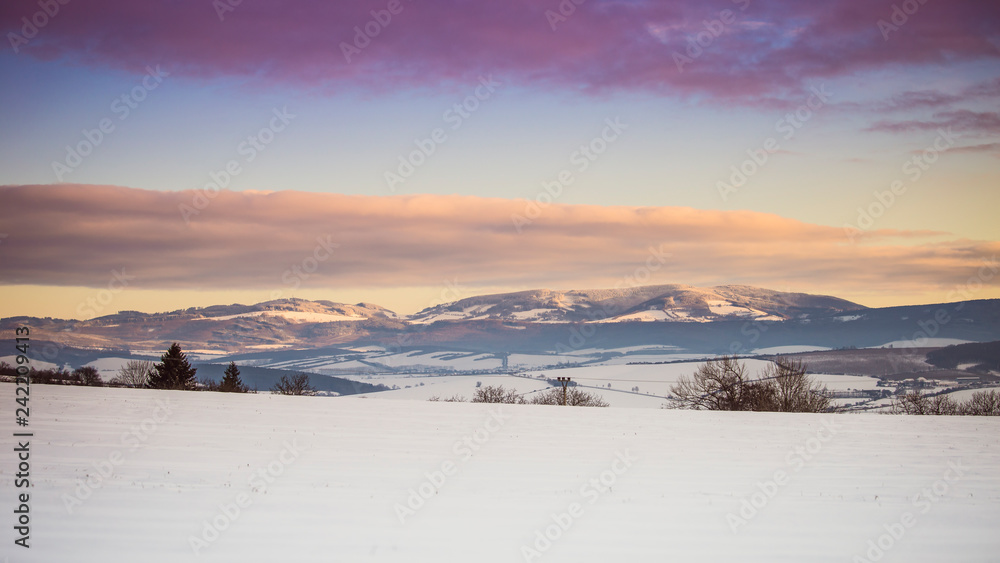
[929,394,960,415]
[890,391,959,415]
[471,385,525,404]
[959,389,1000,416]
[110,360,154,388]
[73,366,103,387]
[530,387,609,407]
[670,356,751,411]
[270,373,317,396]
[893,389,998,416]
[759,357,830,413]
[670,356,829,413]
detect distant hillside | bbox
[407,284,864,324]
[926,341,1000,372]
[4,289,999,356]
[1,298,403,353]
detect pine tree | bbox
[147,343,198,390]
[219,362,249,393]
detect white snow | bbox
[509,308,555,320]
[407,310,483,324]
[603,310,670,322]
[873,338,974,349]
[83,357,136,379]
[752,345,832,355]
[3,384,998,562]
[807,373,881,391]
[705,299,769,318]
[598,353,712,366]
[942,387,1000,402]
[196,311,366,323]
[351,374,554,401]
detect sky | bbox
[0,0,998,319]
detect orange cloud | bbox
[0,184,996,304]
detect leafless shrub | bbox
[893,389,999,416]
[471,385,525,404]
[110,360,154,388]
[270,373,317,396]
[427,394,467,402]
[73,366,103,386]
[530,387,609,407]
[959,389,1000,416]
[670,356,830,413]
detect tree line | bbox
[1,342,319,396]
[666,355,998,416]
[429,383,609,407]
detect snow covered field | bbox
[2,384,999,562]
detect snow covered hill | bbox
[406,284,865,324]
[4,288,999,356]
[3,384,998,562]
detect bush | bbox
[530,387,609,407]
[428,394,466,402]
[200,377,221,391]
[73,366,103,387]
[471,385,524,404]
[892,389,999,416]
[670,356,830,413]
[960,389,1000,416]
[110,360,154,388]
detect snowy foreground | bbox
[2,385,999,562]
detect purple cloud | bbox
[2,0,998,104]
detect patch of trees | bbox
[472,385,524,404]
[529,387,609,407]
[669,356,831,413]
[458,384,609,407]
[926,340,1000,372]
[0,363,104,386]
[890,389,1000,416]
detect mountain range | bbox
[3,284,999,355]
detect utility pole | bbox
[556,376,571,406]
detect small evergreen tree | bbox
[147,343,198,390]
[219,362,249,393]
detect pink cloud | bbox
[868,110,1000,136]
[2,0,997,104]
[0,184,996,301]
